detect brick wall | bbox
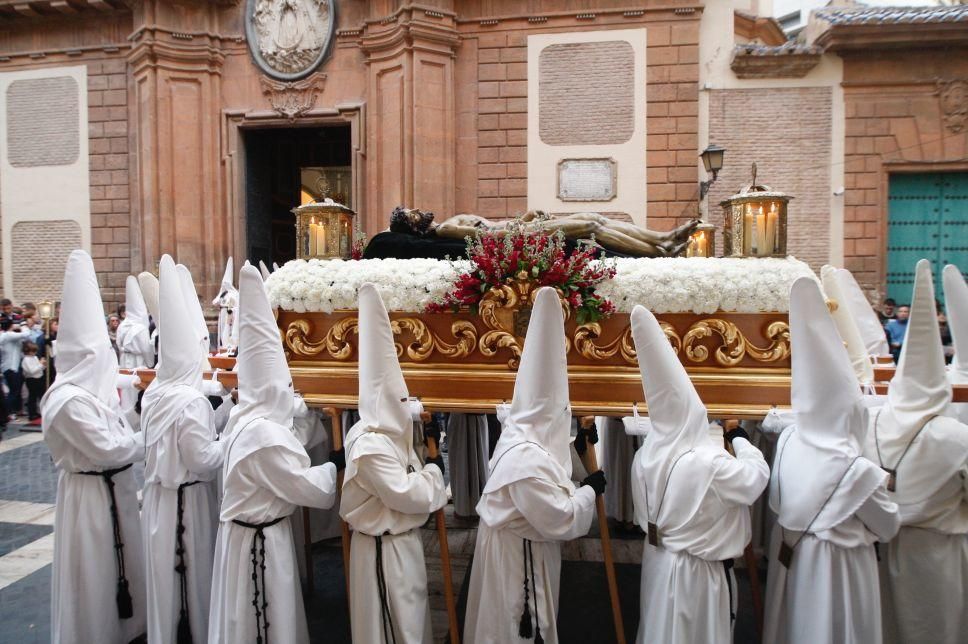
[708,87,832,270]
[840,48,968,295]
[86,55,131,312]
[471,18,700,231]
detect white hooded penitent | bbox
[258,260,272,281]
[212,257,239,352]
[770,277,886,533]
[177,264,212,371]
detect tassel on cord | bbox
[177,613,193,644]
[116,579,134,620]
[519,538,533,638]
[528,539,543,644]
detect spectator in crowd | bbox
[21,341,45,424]
[107,314,121,359]
[0,319,32,419]
[885,304,910,362]
[879,298,897,325]
[45,318,58,383]
[939,307,954,364]
[117,303,126,320]
[0,298,19,327]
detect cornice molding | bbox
[360,6,460,61]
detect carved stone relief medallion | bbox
[936,79,968,133]
[245,0,336,80]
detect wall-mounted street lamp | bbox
[699,144,726,201]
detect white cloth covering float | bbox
[339,283,447,644]
[763,277,898,644]
[629,304,769,644]
[140,255,224,644]
[211,257,239,353]
[463,287,599,644]
[862,259,968,644]
[943,264,968,424]
[834,267,891,359]
[207,265,338,644]
[42,250,147,644]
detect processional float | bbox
[124,176,966,643]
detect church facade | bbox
[0,0,965,311]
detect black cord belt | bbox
[175,480,203,644]
[78,463,134,620]
[232,515,286,644]
[518,538,544,644]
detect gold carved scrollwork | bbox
[285,317,359,359]
[573,321,680,364]
[682,319,790,367]
[392,318,478,362]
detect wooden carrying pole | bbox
[421,412,461,644]
[323,407,352,602]
[578,417,627,644]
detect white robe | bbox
[764,430,900,644]
[117,324,153,415]
[464,477,596,644]
[878,465,968,644]
[208,422,338,644]
[44,391,148,644]
[340,432,447,644]
[142,397,223,644]
[635,438,769,644]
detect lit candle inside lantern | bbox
[742,206,753,255]
[765,203,778,256]
[317,224,327,256]
[308,219,318,257]
[755,206,767,256]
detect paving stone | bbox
[0,523,52,557]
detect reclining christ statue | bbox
[385,207,700,258]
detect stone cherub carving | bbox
[389,207,700,257]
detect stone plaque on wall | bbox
[6,76,79,167]
[557,158,617,201]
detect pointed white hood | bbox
[115,275,150,352]
[834,268,891,358]
[137,271,160,328]
[258,260,271,281]
[223,266,295,438]
[41,250,119,419]
[630,305,718,530]
[822,265,875,385]
[770,278,886,531]
[344,283,415,465]
[177,264,212,370]
[141,255,206,445]
[886,260,950,429]
[872,259,968,504]
[944,264,968,382]
[483,287,573,494]
[212,256,237,307]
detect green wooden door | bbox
[887,172,968,305]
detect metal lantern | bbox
[720,163,791,258]
[293,198,356,260]
[686,221,716,258]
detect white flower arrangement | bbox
[265,256,817,314]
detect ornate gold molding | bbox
[682,319,789,367]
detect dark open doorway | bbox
[243,124,352,267]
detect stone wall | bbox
[708,86,832,269]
